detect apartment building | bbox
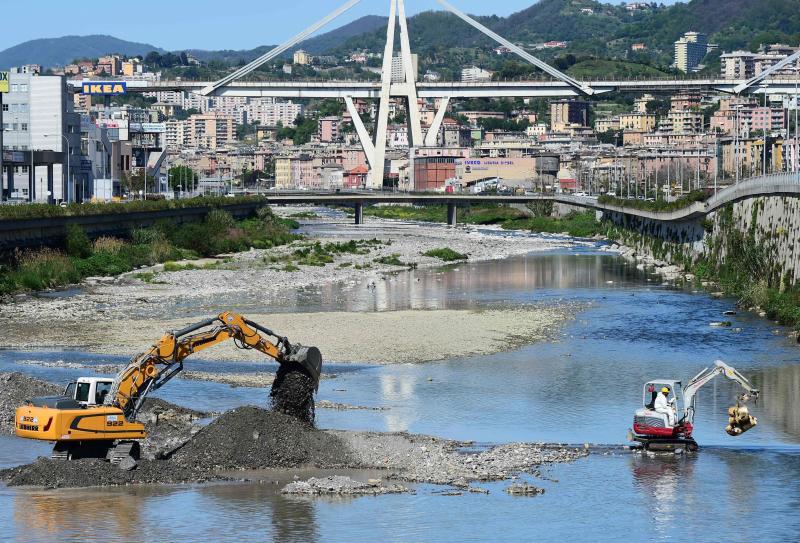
[461,66,494,83]
[550,100,589,131]
[186,113,236,149]
[674,32,711,73]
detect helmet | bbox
[661,387,671,394]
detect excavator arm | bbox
[681,360,759,435]
[106,311,322,420]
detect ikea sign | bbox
[81,82,127,95]
[0,71,8,94]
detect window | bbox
[19,84,27,92]
[10,84,18,92]
[11,123,17,131]
[75,382,90,403]
[20,123,27,132]
[9,104,17,113]
[19,104,27,113]
[95,382,111,404]
[1,104,6,111]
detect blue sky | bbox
[0,0,680,52]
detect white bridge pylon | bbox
[202,0,597,188]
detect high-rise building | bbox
[1,73,81,202]
[293,50,312,65]
[674,32,710,73]
[720,51,756,79]
[549,100,589,131]
[391,54,418,83]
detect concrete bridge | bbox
[264,172,800,225]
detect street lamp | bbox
[44,133,71,204]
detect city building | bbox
[318,116,340,143]
[721,51,756,79]
[186,113,236,149]
[550,100,589,131]
[674,32,711,73]
[461,66,494,83]
[391,54,418,83]
[293,50,312,65]
[1,73,81,202]
[619,113,657,132]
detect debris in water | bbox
[505,483,545,496]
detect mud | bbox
[281,475,411,496]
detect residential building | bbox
[318,116,340,143]
[721,51,756,79]
[550,100,589,131]
[619,113,656,132]
[660,110,703,134]
[634,94,655,114]
[247,99,304,127]
[186,113,236,149]
[293,50,312,65]
[462,111,506,125]
[1,73,81,202]
[391,54,418,83]
[595,118,620,133]
[461,66,493,83]
[674,32,710,73]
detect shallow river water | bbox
[1,220,799,542]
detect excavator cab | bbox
[642,380,685,422]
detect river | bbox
[1,219,799,542]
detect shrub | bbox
[132,227,164,245]
[423,248,468,261]
[11,249,80,291]
[92,236,125,254]
[74,251,133,277]
[65,225,92,258]
[205,209,235,235]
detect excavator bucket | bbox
[284,345,323,389]
[726,405,758,436]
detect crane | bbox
[15,311,322,462]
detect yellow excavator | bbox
[14,311,322,462]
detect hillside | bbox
[187,15,389,65]
[0,35,164,69]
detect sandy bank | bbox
[1,306,575,365]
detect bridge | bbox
[263,172,800,225]
[75,0,800,191]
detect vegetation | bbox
[0,207,297,296]
[262,239,388,271]
[0,196,267,221]
[423,248,468,262]
[598,191,709,213]
[361,204,603,237]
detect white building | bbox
[1,73,81,202]
[391,54,418,83]
[461,66,494,83]
[247,99,304,127]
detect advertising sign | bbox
[81,81,127,95]
[130,122,166,133]
[0,71,8,93]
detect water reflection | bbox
[630,454,696,530]
[753,364,800,437]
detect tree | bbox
[122,170,156,197]
[168,166,198,191]
[597,129,623,146]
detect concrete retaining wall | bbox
[0,202,264,252]
[604,194,800,287]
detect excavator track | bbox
[106,441,141,465]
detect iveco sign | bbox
[81,82,127,95]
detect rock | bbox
[117,457,138,472]
[281,475,410,496]
[505,483,545,496]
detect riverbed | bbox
[1,211,799,542]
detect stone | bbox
[117,457,138,472]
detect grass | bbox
[0,206,298,297]
[0,195,267,221]
[287,211,319,219]
[423,248,468,262]
[374,254,417,269]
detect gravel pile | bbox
[281,475,410,496]
[336,431,588,486]
[171,406,352,471]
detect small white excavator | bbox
[629,360,759,451]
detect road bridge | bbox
[264,173,800,226]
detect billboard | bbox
[455,158,538,182]
[0,71,8,93]
[130,122,166,133]
[81,81,127,95]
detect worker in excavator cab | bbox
[654,386,677,426]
